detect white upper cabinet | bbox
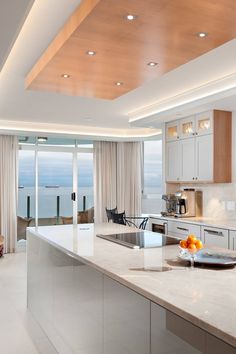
[179,116,195,139]
[195,111,213,136]
[166,141,180,182]
[195,134,213,182]
[165,110,232,183]
[166,120,179,141]
[179,137,195,182]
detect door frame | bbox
[19,143,93,229]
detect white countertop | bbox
[28,223,236,348]
[149,214,236,231]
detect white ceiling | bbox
[0,0,236,139]
[0,0,34,70]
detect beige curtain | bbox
[94,141,143,223]
[0,135,18,253]
[116,142,142,216]
[94,141,117,223]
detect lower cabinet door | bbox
[104,276,150,354]
[205,333,236,354]
[151,302,204,354]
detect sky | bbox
[19,141,162,192]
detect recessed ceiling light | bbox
[86,50,96,56]
[197,32,208,38]
[125,14,137,21]
[61,74,70,78]
[37,137,48,142]
[147,62,158,67]
[115,82,123,86]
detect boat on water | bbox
[45,185,60,188]
[18,186,24,189]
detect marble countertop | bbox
[149,214,236,231]
[28,223,236,348]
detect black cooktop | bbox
[96,231,180,249]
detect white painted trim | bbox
[128,72,236,122]
[0,119,161,141]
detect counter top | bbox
[28,223,236,348]
[149,214,236,231]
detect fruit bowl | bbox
[179,235,203,268]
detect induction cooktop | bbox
[96,231,181,249]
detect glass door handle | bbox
[71,192,76,201]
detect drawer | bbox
[167,220,201,239]
[229,231,236,251]
[201,226,228,248]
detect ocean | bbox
[18,186,94,218]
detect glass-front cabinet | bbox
[166,121,179,141]
[195,111,213,135]
[179,116,195,139]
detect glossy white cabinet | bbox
[104,276,150,354]
[206,333,236,354]
[229,231,236,250]
[201,226,229,248]
[151,302,204,354]
[27,233,103,354]
[53,253,103,354]
[166,141,180,182]
[179,137,195,181]
[196,134,213,182]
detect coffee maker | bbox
[174,189,202,218]
[161,194,177,216]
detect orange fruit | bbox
[179,240,187,248]
[187,235,197,245]
[195,239,203,250]
[188,243,197,252]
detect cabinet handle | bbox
[196,132,198,135]
[177,136,179,139]
[204,229,223,236]
[192,133,195,136]
[177,177,179,181]
[177,227,189,232]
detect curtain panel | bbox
[94,141,117,223]
[116,142,142,217]
[0,135,18,253]
[94,141,143,223]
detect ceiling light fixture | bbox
[115,82,123,86]
[37,137,48,142]
[86,50,96,56]
[61,74,70,78]
[125,14,137,21]
[197,32,208,38]
[147,62,158,67]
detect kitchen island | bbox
[27,223,236,354]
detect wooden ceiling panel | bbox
[26,0,236,100]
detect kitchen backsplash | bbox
[181,183,236,220]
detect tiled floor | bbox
[0,252,57,354]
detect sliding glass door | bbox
[38,151,74,226]
[17,141,94,241]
